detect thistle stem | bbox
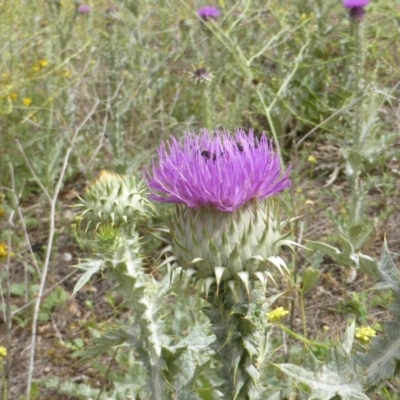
[203,283,266,400]
[349,17,365,226]
[277,323,328,350]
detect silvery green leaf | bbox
[278,347,368,400]
[308,237,376,274]
[301,267,320,295]
[176,387,202,400]
[373,239,400,293]
[344,150,362,179]
[38,377,107,399]
[72,259,103,296]
[348,223,375,252]
[355,320,400,387]
[73,327,129,360]
[307,240,353,267]
[342,320,355,355]
[170,323,214,353]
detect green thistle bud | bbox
[79,170,155,228]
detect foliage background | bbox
[1,0,400,398]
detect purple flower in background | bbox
[147,129,291,212]
[78,4,91,14]
[343,0,369,7]
[343,0,370,20]
[197,6,221,20]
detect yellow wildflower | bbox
[0,346,7,358]
[31,64,40,73]
[0,208,5,218]
[355,326,376,343]
[266,307,289,323]
[0,243,8,257]
[38,59,48,68]
[9,92,18,100]
[307,155,317,164]
[0,243,14,258]
[62,69,71,78]
[1,73,10,82]
[22,97,33,106]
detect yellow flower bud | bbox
[267,307,289,322]
[22,97,33,106]
[307,155,317,164]
[0,346,7,358]
[355,326,376,343]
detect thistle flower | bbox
[190,67,213,84]
[147,129,291,289]
[197,6,220,20]
[343,0,370,20]
[105,5,120,21]
[78,4,91,14]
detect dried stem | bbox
[25,100,99,399]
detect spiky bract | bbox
[171,199,287,292]
[80,170,155,228]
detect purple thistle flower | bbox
[197,6,221,20]
[78,4,91,14]
[343,0,369,7]
[343,0,370,20]
[147,129,291,212]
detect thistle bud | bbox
[79,170,155,228]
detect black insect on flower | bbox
[201,150,216,161]
[236,142,244,152]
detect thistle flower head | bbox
[197,6,221,20]
[343,0,370,20]
[148,129,290,213]
[78,4,91,14]
[191,67,213,84]
[343,0,369,7]
[147,129,292,290]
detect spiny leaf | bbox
[278,347,368,400]
[307,237,377,277]
[73,327,129,360]
[72,259,103,296]
[355,320,400,387]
